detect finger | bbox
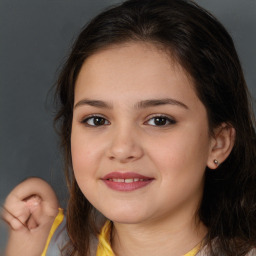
[7,178,59,212]
[24,197,42,229]
[24,189,58,226]
[4,178,59,229]
[26,214,38,230]
[27,200,57,228]
[1,206,28,231]
[3,197,32,226]
[24,195,48,229]
[24,194,41,213]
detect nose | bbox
[106,126,144,163]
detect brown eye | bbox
[82,116,110,126]
[154,117,168,126]
[146,116,176,126]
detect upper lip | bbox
[102,172,153,180]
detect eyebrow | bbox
[135,98,188,109]
[74,99,111,109]
[74,98,188,110]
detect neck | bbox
[111,214,207,256]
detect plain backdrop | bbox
[0,0,255,249]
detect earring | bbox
[213,159,219,166]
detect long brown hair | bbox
[54,0,256,255]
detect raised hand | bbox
[2,177,59,256]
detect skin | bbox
[2,42,235,256]
[2,178,59,256]
[71,42,235,255]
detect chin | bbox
[102,208,150,224]
[110,216,145,225]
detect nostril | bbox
[106,134,144,162]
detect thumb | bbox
[23,195,42,230]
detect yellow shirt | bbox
[42,211,201,256]
[41,208,65,256]
[96,220,201,256]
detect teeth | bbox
[124,178,133,183]
[109,178,144,183]
[112,178,124,182]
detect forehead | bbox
[74,42,198,107]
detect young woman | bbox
[3,0,256,255]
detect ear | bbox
[207,123,236,169]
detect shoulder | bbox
[246,248,256,256]
[44,210,69,256]
[45,213,100,256]
[46,217,69,256]
[196,242,256,256]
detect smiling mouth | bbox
[102,172,154,191]
[107,178,148,183]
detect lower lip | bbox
[102,179,153,191]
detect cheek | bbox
[149,126,210,177]
[71,136,98,197]
[71,129,97,175]
[70,130,109,195]
[154,137,208,205]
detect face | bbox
[71,42,215,225]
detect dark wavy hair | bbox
[54,0,256,255]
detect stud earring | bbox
[213,159,219,165]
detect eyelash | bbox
[80,114,176,127]
[145,115,176,126]
[81,115,110,127]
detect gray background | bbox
[0,0,255,250]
